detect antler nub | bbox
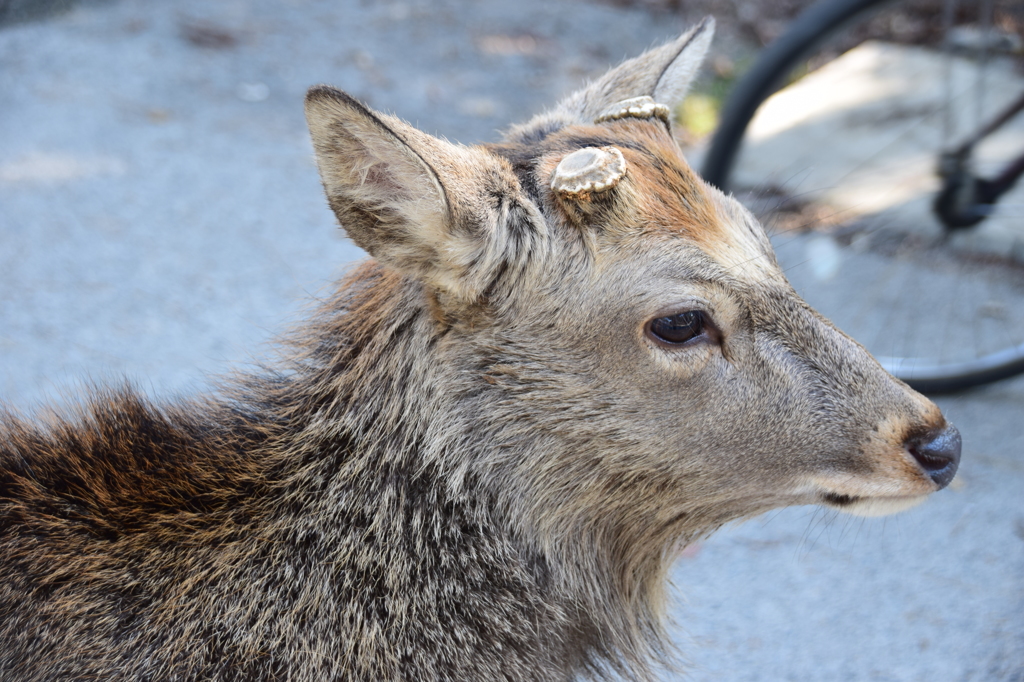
[594,96,671,126]
[550,146,627,197]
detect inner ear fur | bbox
[305,86,545,303]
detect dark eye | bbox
[648,311,705,345]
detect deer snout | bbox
[906,424,961,489]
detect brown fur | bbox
[1,19,956,681]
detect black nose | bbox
[907,425,961,489]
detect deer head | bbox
[304,17,959,672]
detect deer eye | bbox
[648,311,705,345]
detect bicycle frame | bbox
[935,90,1024,229]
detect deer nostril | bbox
[907,425,961,490]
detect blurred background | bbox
[1,0,1022,679]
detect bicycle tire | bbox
[702,0,1024,393]
[703,0,895,191]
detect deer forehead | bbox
[538,123,779,284]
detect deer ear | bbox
[564,17,713,120]
[567,18,714,121]
[510,18,713,138]
[649,17,716,109]
[305,86,543,303]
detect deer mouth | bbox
[819,491,931,517]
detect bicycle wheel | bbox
[702,0,1024,393]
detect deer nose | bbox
[906,425,961,489]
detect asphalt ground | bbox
[1,1,1022,679]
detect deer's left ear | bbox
[564,17,713,120]
[510,18,713,138]
[305,86,545,304]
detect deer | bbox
[0,18,960,682]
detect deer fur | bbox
[0,19,957,681]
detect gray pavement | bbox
[1,1,1022,680]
